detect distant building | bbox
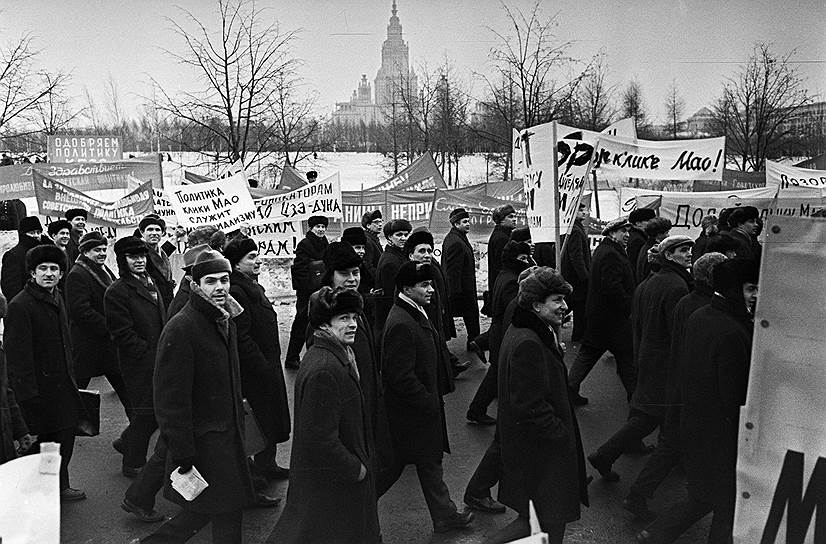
[685,107,715,137]
[331,1,418,126]
[780,101,826,137]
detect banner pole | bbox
[592,170,601,219]
[552,121,561,272]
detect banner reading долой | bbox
[33,171,154,228]
[167,171,257,231]
[593,134,725,181]
[252,173,343,225]
[47,135,123,163]
[765,160,826,191]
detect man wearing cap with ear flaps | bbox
[64,208,87,266]
[1,216,52,301]
[442,208,480,352]
[567,217,637,405]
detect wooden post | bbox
[591,170,601,219]
[552,121,561,272]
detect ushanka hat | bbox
[341,226,367,246]
[403,230,434,256]
[19,216,43,234]
[26,244,67,272]
[601,216,631,236]
[138,213,166,232]
[309,287,363,328]
[395,261,434,290]
[449,207,470,224]
[114,236,149,257]
[510,226,531,243]
[223,236,258,268]
[712,258,759,298]
[728,206,760,228]
[658,235,694,254]
[692,252,727,288]
[491,204,516,224]
[308,215,329,228]
[361,210,382,227]
[501,240,532,263]
[78,231,108,253]
[47,219,72,237]
[382,218,412,238]
[324,242,361,272]
[192,249,232,282]
[64,208,87,221]
[629,208,656,224]
[517,266,572,309]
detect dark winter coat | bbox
[65,231,81,270]
[635,237,658,284]
[381,297,451,464]
[630,260,693,418]
[627,226,647,278]
[488,257,530,366]
[1,346,29,464]
[104,274,167,413]
[680,294,753,505]
[65,256,118,384]
[1,233,45,302]
[291,232,328,297]
[230,271,290,444]
[5,281,81,435]
[729,229,761,262]
[666,285,713,404]
[274,332,380,544]
[693,232,710,259]
[154,290,254,513]
[374,244,407,332]
[363,228,383,286]
[533,242,556,268]
[497,305,588,525]
[146,246,175,309]
[442,226,477,314]
[428,260,457,341]
[487,224,513,292]
[561,218,591,296]
[167,276,192,318]
[584,237,635,338]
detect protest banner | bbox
[367,153,447,191]
[556,117,638,145]
[48,134,122,163]
[153,188,176,221]
[693,169,766,192]
[516,122,594,244]
[33,170,154,228]
[593,135,725,181]
[248,221,302,259]
[167,170,257,231]
[618,186,825,238]
[252,173,343,225]
[278,165,309,191]
[766,160,826,191]
[733,215,826,544]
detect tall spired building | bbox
[332,1,418,126]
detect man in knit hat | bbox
[285,215,329,368]
[374,218,412,336]
[1,216,50,301]
[64,208,87,265]
[105,236,167,479]
[139,214,176,308]
[443,208,480,353]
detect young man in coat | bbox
[587,236,694,487]
[5,244,86,501]
[627,208,656,279]
[1,216,50,301]
[64,208,87,267]
[105,236,167,478]
[1,299,36,465]
[377,261,473,534]
[342,226,376,310]
[223,237,291,480]
[285,215,329,368]
[146,250,254,543]
[560,203,592,342]
[568,217,637,405]
[442,208,480,349]
[636,258,758,544]
[491,267,588,544]
[727,206,762,261]
[373,218,411,336]
[269,287,380,544]
[140,214,176,308]
[361,210,384,288]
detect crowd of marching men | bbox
[0,199,763,543]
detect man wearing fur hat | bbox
[285,215,329,369]
[167,244,210,317]
[342,226,375,297]
[378,261,473,534]
[1,216,51,301]
[148,250,254,542]
[223,236,291,482]
[64,208,87,266]
[561,203,592,342]
[270,287,380,544]
[627,208,656,277]
[5,243,86,501]
[361,210,384,286]
[443,208,480,352]
[139,214,176,308]
[105,236,167,478]
[568,217,637,405]
[493,267,588,544]
[47,219,72,253]
[587,235,694,490]
[727,206,761,261]
[486,204,517,308]
[636,217,672,284]
[374,218,411,336]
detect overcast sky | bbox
[4,0,825,125]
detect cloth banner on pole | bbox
[556,117,638,145]
[593,135,725,181]
[247,221,302,259]
[765,160,826,191]
[33,171,154,228]
[278,165,309,191]
[167,171,257,231]
[733,215,826,544]
[366,153,447,191]
[252,173,343,225]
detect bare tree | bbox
[396,61,441,158]
[31,72,83,138]
[103,73,125,129]
[82,86,105,132]
[621,78,650,136]
[712,42,812,171]
[268,72,321,167]
[433,61,470,186]
[663,80,685,139]
[571,53,616,131]
[151,0,301,166]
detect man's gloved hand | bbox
[175,457,196,474]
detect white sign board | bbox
[252,173,343,226]
[766,160,826,191]
[167,171,257,231]
[594,135,726,181]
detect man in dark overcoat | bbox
[361,210,384,286]
[374,218,411,336]
[627,208,655,279]
[105,236,167,478]
[268,287,380,544]
[342,226,376,324]
[285,215,329,368]
[140,214,176,308]
[64,208,87,267]
[491,267,588,544]
[636,258,757,544]
[560,203,592,342]
[568,217,637,405]
[145,250,254,543]
[166,244,210,318]
[223,237,291,479]
[443,208,480,348]
[0,292,35,466]
[1,216,51,301]
[587,236,694,487]
[377,262,473,534]
[5,244,85,501]
[636,217,672,284]
[727,206,762,261]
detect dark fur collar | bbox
[511,304,562,356]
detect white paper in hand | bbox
[170,466,209,501]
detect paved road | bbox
[60,306,709,543]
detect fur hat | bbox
[308,215,329,228]
[187,226,219,248]
[64,208,87,221]
[706,232,740,255]
[323,242,361,272]
[19,216,43,234]
[395,261,434,290]
[492,204,516,224]
[47,219,72,237]
[700,214,718,231]
[712,258,759,300]
[306,170,318,181]
[192,249,232,282]
[78,231,108,253]
[602,216,631,236]
[692,252,727,289]
[517,266,572,309]
[138,213,166,232]
[114,236,148,257]
[658,235,694,254]
[209,230,227,251]
[501,240,532,264]
[223,236,258,268]
[309,287,363,329]
[404,230,434,256]
[629,208,656,224]
[644,217,672,237]
[182,243,211,271]
[383,218,412,238]
[510,226,531,243]
[361,210,382,227]
[26,244,67,272]
[728,206,760,228]
[341,226,367,247]
[449,208,470,224]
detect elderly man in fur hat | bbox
[64,208,88,265]
[1,216,51,301]
[443,208,480,355]
[5,243,86,501]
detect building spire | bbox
[392,0,397,18]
